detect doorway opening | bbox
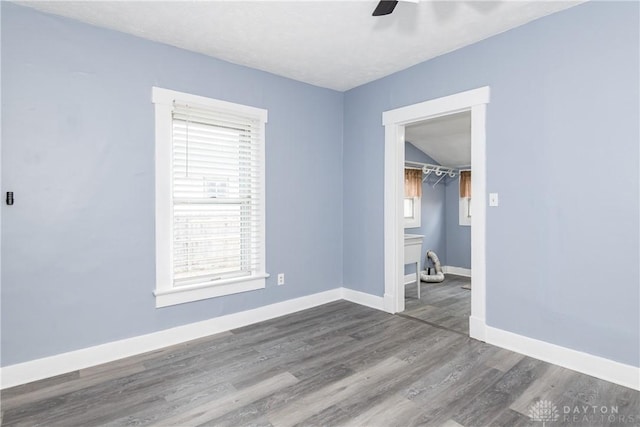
[381,87,489,341]
[402,111,472,335]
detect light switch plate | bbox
[489,193,499,207]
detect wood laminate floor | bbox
[1,300,638,426]
[404,274,471,335]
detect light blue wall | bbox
[343,2,639,366]
[2,1,639,370]
[445,177,471,269]
[404,142,445,274]
[1,3,343,366]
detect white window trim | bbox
[459,169,471,227]
[404,196,421,228]
[152,87,268,308]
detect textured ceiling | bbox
[406,111,471,167]
[20,1,583,91]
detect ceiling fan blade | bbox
[372,0,399,16]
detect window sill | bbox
[154,274,268,308]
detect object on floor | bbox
[421,250,445,283]
[462,284,471,290]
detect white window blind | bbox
[171,103,263,287]
[153,87,267,307]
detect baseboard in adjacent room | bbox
[442,266,471,277]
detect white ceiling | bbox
[406,111,471,167]
[19,0,583,92]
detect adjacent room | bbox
[402,112,472,335]
[1,1,639,425]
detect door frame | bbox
[381,86,490,341]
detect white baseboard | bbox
[482,323,639,391]
[4,288,636,392]
[468,315,487,341]
[0,288,343,389]
[341,287,385,311]
[442,266,471,277]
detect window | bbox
[153,87,268,307]
[404,197,421,228]
[459,170,471,226]
[404,168,422,228]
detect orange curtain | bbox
[404,169,422,198]
[459,170,471,198]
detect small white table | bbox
[404,234,424,299]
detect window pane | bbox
[404,198,414,218]
[171,115,256,286]
[173,204,246,284]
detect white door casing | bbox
[381,87,490,341]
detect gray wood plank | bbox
[403,274,471,335]
[509,364,574,416]
[151,372,298,426]
[452,356,550,426]
[104,382,236,427]
[267,356,409,427]
[2,300,638,427]
[341,392,424,427]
